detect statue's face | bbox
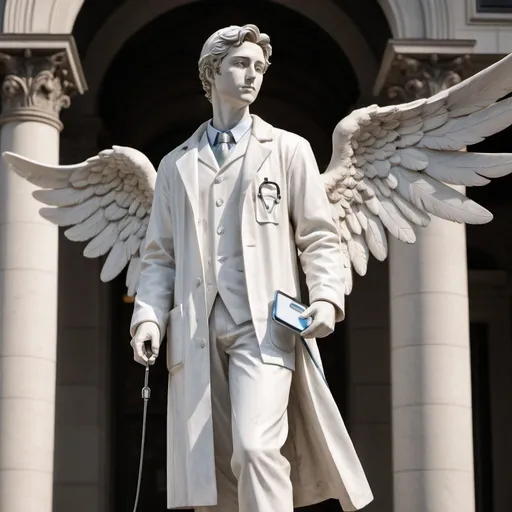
[212,41,265,108]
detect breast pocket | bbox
[255,177,281,225]
[166,303,184,374]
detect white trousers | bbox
[196,297,293,512]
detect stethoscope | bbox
[258,177,281,209]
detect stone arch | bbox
[376,0,452,39]
[376,0,423,38]
[2,0,84,33]
[2,0,396,104]
[1,0,452,45]
[421,0,452,39]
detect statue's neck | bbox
[211,96,251,132]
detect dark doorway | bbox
[469,322,494,512]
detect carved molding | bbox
[373,39,477,103]
[386,53,472,103]
[421,0,451,39]
[0,49,74,123]
[0,35,87,131]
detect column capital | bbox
[0,34,87,131]
[373,39,476,103]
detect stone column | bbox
[0,36,86,512]
[374,40,477,512]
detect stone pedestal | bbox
[374,40,477,512]
[0,35,86,512]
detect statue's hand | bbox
[131,322,161,365]
[300,300,336,339]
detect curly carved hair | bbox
[198,24,272,102]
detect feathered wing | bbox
[3,145,156,296]
[323,52,512,294]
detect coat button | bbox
[196,277,202,286]
[200,338,206,348]
[215,199,224,207]
[214,176,223,184]
[217,226,224,235]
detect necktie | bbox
[214,131,234,166]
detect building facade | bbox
[0,1,511,511]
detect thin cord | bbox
[133,362,151,512]
[301,337,329,387]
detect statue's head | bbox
[198,24,272,107]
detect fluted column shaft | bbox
[381,48,476,512]
[0,41,85,512]
[390,214,475,511]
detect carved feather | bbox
[33,187,96,207]
[393,167,492,224]
[364,211,388,262]
[101,240,130,283]
[347,234,369,276]
[64,209,109,242]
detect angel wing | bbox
[3,145,156,296]
[324,52,512,294]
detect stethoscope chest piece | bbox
[258,177,281,206]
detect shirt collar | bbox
[206,116,253,146]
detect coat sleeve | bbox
[287,137,346,322]
[130,157,176,340]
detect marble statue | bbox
[5,23,512,512]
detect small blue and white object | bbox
[272,290,312,333]
[272,290,329,386]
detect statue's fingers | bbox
[300,304,317,319]
[134,341,148,364]
[301,318,320,338]
[133,351,146,365]
[151,336,160,357]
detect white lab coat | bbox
[131,115,373,510]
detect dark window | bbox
[477,0,512,12]
[470,323,494,512]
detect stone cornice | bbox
[373,39,477,102]
[0,34,87,131]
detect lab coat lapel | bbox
[197,130,219,172]
[176,121,209,221]
[239,115,273,215]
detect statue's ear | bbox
[204,65,216,84]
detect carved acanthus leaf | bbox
[0,48,75,117]
[386,53,472,103]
